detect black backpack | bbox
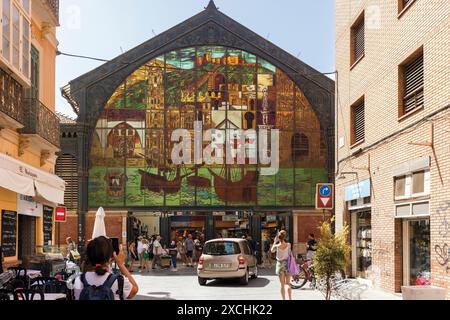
[79,273,124,301]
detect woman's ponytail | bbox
[94,264,108,276]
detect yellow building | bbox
[0,0,63,268]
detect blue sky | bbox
[56,0,335,118]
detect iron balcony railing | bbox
[22,98,60,148]
[45,0,60,23]
[0,68,26,125]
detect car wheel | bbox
[198,277,207,286]
[251,266,258,279]
[240,270,249,285]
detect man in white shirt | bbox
[137,237,144,271]
[151,235,163,270]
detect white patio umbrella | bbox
[92,207,107,239]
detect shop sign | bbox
[223,215,238,221]
[266,215,277,222]
[55,207,67,222]
[345,179,371,202]
[17,194,43,218]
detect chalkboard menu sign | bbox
[43,206,54,245]
[1,210,17,257]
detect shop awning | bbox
[0,152,66,205]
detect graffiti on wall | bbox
[435,244,450,273]
[437,201,450,238]
[435,201,450,273]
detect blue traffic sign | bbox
[320,185,331,197]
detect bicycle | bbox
[290,255,316,290]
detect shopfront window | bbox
[355,211,372,278]
[407,219,431,286]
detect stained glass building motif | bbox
[89,46,327,208]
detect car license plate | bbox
[212,263,231,269]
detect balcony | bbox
[21,98,60,149]
[0,68,26,128]
[45,0,60,23]
[33,0,60,27]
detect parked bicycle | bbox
[290,255,316,289]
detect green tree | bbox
[313,220,351,300]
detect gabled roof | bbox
[63,1,334,117]
[57,112,77,124]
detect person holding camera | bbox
[74,236,139,300]
[271,230,292,301]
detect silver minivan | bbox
[197,238,258,286]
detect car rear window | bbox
[204,241,241,256]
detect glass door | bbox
[403,219,431,286]
[356,211,372,278]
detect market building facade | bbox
[58,1,334,258]
[335,0,450,297]
[0,0,63,267]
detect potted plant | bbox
[312,220,351,300]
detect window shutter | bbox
[56,154,78,210]
[353,20,365,62]
[404,54,424,114]
[353,103,365,143]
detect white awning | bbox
[0,152,66,205]
[0,167,35,196]
[35,180,64,205]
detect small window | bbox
[292,133,309,160]
[395,170,430,200]
[351,98,365,145]
[412,171,425,194]
[395,176,406,198]
[2,0,11,61]
[400,49,424,117]
[350,12,365,66]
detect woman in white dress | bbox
[271,230,292,300]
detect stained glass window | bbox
[88,46,327,208]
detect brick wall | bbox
[56,212,125,246]
[336,0,450,298]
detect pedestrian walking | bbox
[306,233,317,267]
[184,234,194,267]
[177,237,187,266]
[262,235,272,268]
[271,230,293,300]
[169,240,178,272]
[193,237,203,266]
[137,237,144,271]
[152,235,163,269]
[127,242,137,272]
[140,239,151,273]
[74,236,139,300]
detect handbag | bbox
[287,246,299,276]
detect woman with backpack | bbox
[74,236,138,300]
